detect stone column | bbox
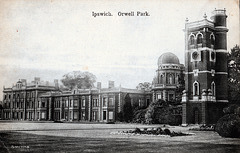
[181,90,188,126]
[60,97,62,120]
[88,94,91,121]
[23,92,26,120]
[98,94,101,121]
[163,90,167,101]
[48,97,52,120]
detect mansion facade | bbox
[2,78,152,122]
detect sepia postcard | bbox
[0,0,239,152]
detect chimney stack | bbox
[21,79,27,86]
[54,79,59,88]
[34,77,40,84]
[108,81,114,89]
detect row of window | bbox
[4,101,37,109]
[158,74,179,85]
[189,34,215,45]
[193,81,215,96]
[53,98,114,108]
[4,92,35,100]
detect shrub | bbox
[216,104,240,138]
[164,128,171,135]
[215,114,240,138]
[223,104,239,114]
[134,128,141,133]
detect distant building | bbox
[152,52,184,102]
[2,79,152,122]
[2,78,59,120]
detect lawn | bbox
[0,121,239,153]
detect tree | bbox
[136,82,152,90]
[215,104,240,138]
[228,45,240,102]
[123,94,133,122]
[61,71,96,90]
[175,70,185,103]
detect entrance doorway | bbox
[194,109,199,124]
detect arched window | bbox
[193,81,199,96]
[197,34,203,44]
[169,74,173,84]
[211,82,216,96]
[175,75,179,84]
[210,34,215,45]
[160,75,164,84]
[190,35,195,45]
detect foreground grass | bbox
[0,132,240,153]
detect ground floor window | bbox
[41,112,46,119]
[37,112,40,119]
[109,111,113,120]
[146,99,150,106]
[74,111,78,120]
[54,112,60,120]
[65,112,68,120]
[82,111,85,120]
[69,111,72,120]
[103,111,106,120]
[92,111,98,121]
[20,112,23,119]
[169,94,174,101]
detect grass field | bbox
[0,121,239,153]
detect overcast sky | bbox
[0,0,239,99]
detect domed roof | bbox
[158,52,180,65]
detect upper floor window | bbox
[74,100,78,107]
[193,81,200,96]
[211,82,216,96]
[108,98,114,107]
[190,35,195,45]
[175,75,179,84]
[42,102,45,108]
[82,99,85,107]
[70,100,73,107]
[103,98,107,107]
[169,74,173,84]
[197,34,203,44]
[93,99,99,107]
[160,75,164,84]
[210,35,215,45]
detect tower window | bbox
[193,81,199,96]
[211,82,216,96]
[169,74,173,84]
[210,35,215,45]
[197,34,203,44]
[190,35,195,45]
[160,75,163,84]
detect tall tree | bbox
[61,71,96,90]
[227,45,240,102]
[175,70,185,103]
[123,94,133,122]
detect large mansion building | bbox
[2,78,152,122]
